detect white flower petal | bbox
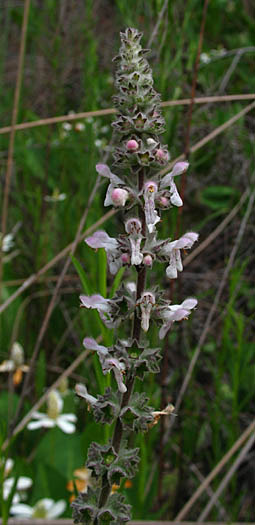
[181,298,198,310]
[10,503,33,517]
[57,418,76,434]
[5,458,14,475]
[112,367,127,393]
[75,383,98,405]
[47,499,66,518]
[37,498,54,511]
[83,337,109,355]
[60,413,77,422]
[16,476,33,491]
[27,418,55,430]
[170,180,183,207]
[0,360,15,372]
[29,411,47,419]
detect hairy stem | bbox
[94,172,147,521]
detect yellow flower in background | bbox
[67,467,92,502]
[0,342,29,386]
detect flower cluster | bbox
[72,28,198,525]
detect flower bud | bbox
[143,254,153,267]
[74,122,85,132]
[11,342,24,367]
[111,188,128,207]
[47,390,63,419]
[121,253,130,264]
[126,139,139,151]
[159,196,169,207]
[147,138,157,146]
[155,148,169,161]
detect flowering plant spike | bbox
[72,28,198,524]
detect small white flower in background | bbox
[10,498,66,519]
[3,465,33,504]
[0,221,21,262]
[27,389,77,434]
[57,376,70,397]
[3,458,14,477]
[74,122,85,132]
[0,342,29,386]
[0,232,15,253]
[44,188,67,202]
[101,125,110,134]
[200,52,211,64]
[62,122,72,132]
[95,138,103,148]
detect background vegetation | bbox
[0,0,255,521]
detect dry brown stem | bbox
[0,0,31,296]
[0,95,254,135]
[164,186,255,447]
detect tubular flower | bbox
[138,292,156,332]
[96,164,129,207]
[161,232,199,278]
[125,218,143,265]
[157,298,198,339]
[75,383,98,407]
[80,294,121,328]
[85,231,122,275]
[143,181,160,233]
[160,162,189,207]
[111,188,129,207]
[83,338,127,393]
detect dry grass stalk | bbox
[0,0,31,295]
[198,431,255,521]
[164,185,255,446]
[174,416,255,522]
[1,100,254,317]
[0,95,255,135]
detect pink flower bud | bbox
[111,188,128,207]
[121,253,130,264]
[155,148,169,161]
[159,196,169,207]
[143,254,153,267]
[126,139,139,152]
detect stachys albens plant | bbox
[72,27,198,524]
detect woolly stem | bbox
[94,172,147,521]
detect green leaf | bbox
[70,254,91,295]
[36,427,84,479]
[110,266,125,298]
[98,248,107,297]
[199,185,240,211]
